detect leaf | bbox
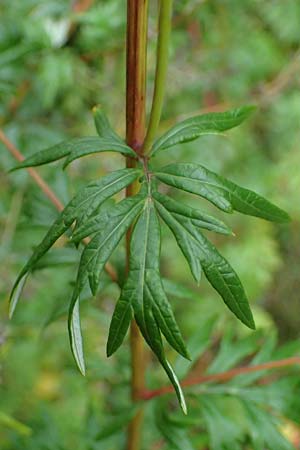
[71,192,144,244]
[68,299,86,375]
[68,192,146,373]
[107,199,188,412]
[151,106,255,155]
[76,192,146,295]
[153,191,232,235]
[10,137,136,171]
[162,278,199,301]
[155,163,290,222]
[92,104,123,143]
[154,199,255,329]
[63,138,136,168]
[207,329,261,374]
[94,406,138,441]
[154,198,202,283]
[175,315,217,379]
[106,296,132,356]
[0,411,32,437]
[9,168,141,317]
[32,247,78,270]
[155,406,195,450]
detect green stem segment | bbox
[143,0,173,154]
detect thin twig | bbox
[141,356,300,400]
[0,128,118,283]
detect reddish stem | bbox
[141,356,300,400]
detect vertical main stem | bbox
[125,1,148,450]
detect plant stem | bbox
[141,356,300,400]
[125,1,148,449]
[143,0,173,154]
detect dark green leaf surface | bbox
[154,199,202,283]
[107,199,188,412]
[153,191,232,235]
[10,137,135,171]
[92,105,123,143]
[68,192,146,372]
[63,138,136,168]
[76,193,146,295]
[155,163,290,222]
[71,192,144,244]
[9,168,141,317]
[151,106,255,155]
[155,198,255,329]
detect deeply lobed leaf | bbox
[107,198,189,412]
[68,189,147,374]
[154,196,255,329]
[9,168,141,317]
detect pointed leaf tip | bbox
[69,299,86,376]
[9,273,28,319]
[151,105,258,155]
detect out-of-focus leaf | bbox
[155,405,195,450]
[0,411,32,437]
[95,406,138,441]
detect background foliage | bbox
[1,0,300,448]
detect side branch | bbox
[141,356,300,400]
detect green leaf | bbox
[68,299,86,375]
[76,193,146,296]
[154,198,202,283]
[106,296,133,357]
[9,168,141,317]
[174,315,217,379]
[68,193,146,373]
[63,138,136,168]
[10,137,136,171]
[155,406,195,450]
[95,406,138,441]
[107,199,188,412]
[71,192,144,244]
[162,278,198,301]
[151,106,255,155]
[155,163,290,222]
[92,104,123,143]
[154,199,255,329]
[153,191,232,235]
[0,411,32,437]
[32,247,78,270]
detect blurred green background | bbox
[1,1,300,449]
